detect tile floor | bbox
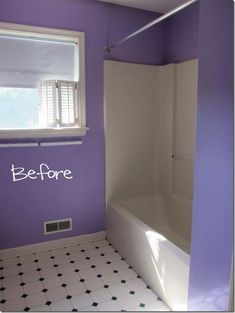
[0,239,169,312]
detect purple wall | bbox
[0,0,164,249]
[163,2,199,64]
[188,0,234,310]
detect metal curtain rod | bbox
[104,0,198,53]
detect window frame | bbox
[0,22,87,139]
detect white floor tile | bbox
[81,305,98,311]
[89,256,106,266]
[65,281,86,296]
[40,267,58,279]
[117,294,140,310]
[126,277,147,291]
[71,293,93,309]
[79,268,97,280]
[110,260,129,271]
[69,252,86,261]
[65,245,80,254]
[108,283,130,297]
[56,263,75,274]
[24,280,44,295]
[95,264,113,275]
[50,248,66,257]
[50,299,73,311]
[37,258,54,269]
[35,251,52,260]
[3,284,24,300]
[30,304,51,311]
[84,277,104,291]
[73,259,91,270]
[3,297,26,311]
[43,276,62,289]
[93,240,109,247]
[2,257,19,268]
[118,268,137,280]
[79,242,95,251]
[134,288,159,304]
[2,266,19,277]
[101,273,121,286]
[105,252,121,263]
[61,272,81,284]
[53,255,70,265]
[19,254,36,264]
[144,301,170,311]
[99,246,115,255]
[85,249,101,258]
[90,287,111,303]
[97,299,121,311]
[20,262,38,273]
[25,292,47,308]
[2,274,21,288]
[22,271,41,283]
[46,286,67,302]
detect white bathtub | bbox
[106,195,190,311]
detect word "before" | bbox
[11,163,73,182]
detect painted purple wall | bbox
[188,0,234,310]
[163,2,199,64]
[0,0,164,249]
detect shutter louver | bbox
[57,81,77,127]
[39,81,57,127]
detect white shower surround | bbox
[104,59,198,310]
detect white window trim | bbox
[0,22,88,139]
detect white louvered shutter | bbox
[39,81,57,127]
[57,81,77,127]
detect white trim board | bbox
[0,231,105,259]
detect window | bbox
[0,23,87,138]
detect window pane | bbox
[0,88,38,129]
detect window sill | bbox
[0,127,89,139]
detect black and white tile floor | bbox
[0,239,169,311]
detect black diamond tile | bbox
[92,302,98,307]
[70,260,75,264]
[129,266,132,269]
[74,269,79,272]
[66,253,70,256]
[0,287,5,291]
[0,267,3,270]
[139,303,145,308]
[42,288,48,293]
[18,272,24,276]
[72,309,78,312]
[106,261,111,264]
[121,280,126,284]
[146,285,150,289]
[57,273,63,277]
[0,299,6,304]
[100,253,105,256]
[121,257,125,260]
[85,290,91,294]
[91,265,96,268]
[66,295,72,299]
[54,264,59,267]
[80,279,85,283]
[113,270,118,273]
[36,268,42,271]
[50,256,55,259]
[137,275,141,278]
[130,291,135,295]
[34,259,38,263]
[61,283,67,287]
[97,274,102,278]
[111,296,117,301]
[17,263,22,267]
[114,250,118,253]
[46,301,52,306]
[0,276,4,280]
[24,307,30,311]
[95,246,99,249]
[104,284,109,288]
[121,310,126,312]
[39,277,45,281]
[109,243,112,246]
[85,257,90,260]
[81,249,85,252]
[22,294,28,298]
[157,296,162,301]
[20,282,26,286]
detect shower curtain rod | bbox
[104,0,198,53]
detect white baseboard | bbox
[0,231,106,259]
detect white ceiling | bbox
[98,0,189,13]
